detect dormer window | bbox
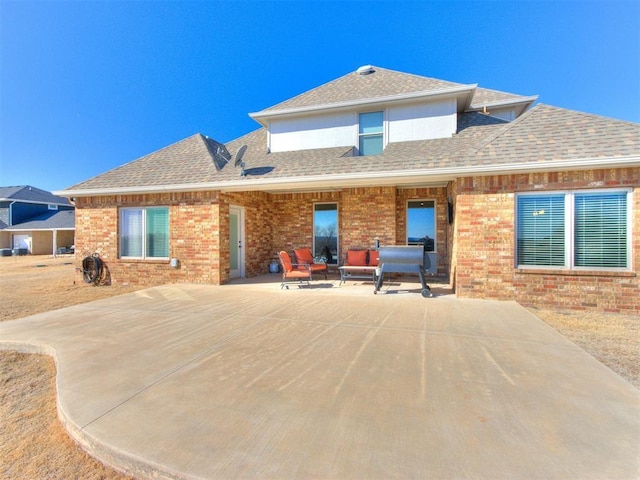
[358,111,384,156]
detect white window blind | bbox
[120,207,169,259]
[516,195,565,266]
[574,192,627,268]
[516,190,630,270]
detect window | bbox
[119,207,169,259]
[407,200,435,251]
[516,190,630,270]
[313,203,338,265]
[358,111,383,156]
[48,204,58,210]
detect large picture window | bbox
[119,207,169,259]
[407,200,435,251]
[358,111,383,156]
[313,203,338,265]
[516,190,630,270]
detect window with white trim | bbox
[516,190,630,270]
[119,207,169,259]
[358,111,383,156]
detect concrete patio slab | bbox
[1,281,639,479]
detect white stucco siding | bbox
[387,100,457,143]
[269,113,355,153]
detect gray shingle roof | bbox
[60,103,639,196]
[470,87,534,109]
[253,66,535,117]
[5,209,75,230]
[256,66,467,114]
[471,104,640,165]
[0,185,72,205]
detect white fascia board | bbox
[468,95,539,111]
[56,155,639,197]
[249,84,478,125]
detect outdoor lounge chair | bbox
[278,251,312,289]
[292,248,328,280]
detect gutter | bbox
[54,155,640,197]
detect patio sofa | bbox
[339,249,379,285]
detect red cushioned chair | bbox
[278,251,311,289]
[293,248,328,280]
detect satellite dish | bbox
[233,145,248,177]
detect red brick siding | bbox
[396,187,449,276]
[454,168,639,314]
[341,187,396,255]
[221,191,275,281]
[74,192,222,286]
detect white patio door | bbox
[229,205,245,278]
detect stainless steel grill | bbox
[374,245,432,297]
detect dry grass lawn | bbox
[0,255,638,479]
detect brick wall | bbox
[454,168,639,314]
[74,191,222,286]
[342,187,396,253]
[396,187,449,276]
[221,191,275,281]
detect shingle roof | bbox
[60,103,639,196]
[256,66,467,113]
[67,134,225,190]
[0,185,72,205]
[253,66,535,117]
[5,209,75,230]
[470,87,534,109]
[471,104,640,165]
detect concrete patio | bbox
[1,277,639,479]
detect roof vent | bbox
[357,65,375,75]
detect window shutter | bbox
[517,195,565,266]
[574,193,627,268]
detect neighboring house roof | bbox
[0,185,72,206]
[5,209,75,231]
[58,104,640,197]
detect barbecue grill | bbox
[374,245,432,297]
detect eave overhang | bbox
[467,95,539,117]
[249,84,478,126]
[55,155,639,197]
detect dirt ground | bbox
[0,255,638,479]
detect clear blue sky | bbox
[1,1,638,192]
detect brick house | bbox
[57,66,639,313]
